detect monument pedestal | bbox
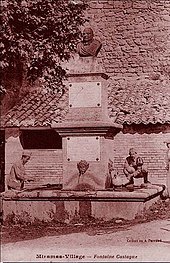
[52,121,122,190]
[52,57,122,190]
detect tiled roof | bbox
[108,78,170,125]
[1,78,170,127]
[2,89,69,127]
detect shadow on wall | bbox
[123,124,170,134]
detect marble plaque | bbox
[67,136,100,161]
[69,82,101,108]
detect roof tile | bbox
[109,78,170,125]
[2,90,66,127]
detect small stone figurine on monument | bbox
[77,27,102,57]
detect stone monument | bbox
[52,28,122,190]
[2,28,166,225]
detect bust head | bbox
[129,148,137,160]
[77,27,102,57]
[82,27,94,44]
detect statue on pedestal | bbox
[77,27,102,57]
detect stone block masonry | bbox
[83,0,170,187]
[86,0,170,79]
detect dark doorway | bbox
[0,130,5,192]
[20,129,62,149]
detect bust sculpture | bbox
[77,27,102,57]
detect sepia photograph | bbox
[0,0,170,262]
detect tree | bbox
[0,0,87,95]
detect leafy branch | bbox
[0,0,88,92]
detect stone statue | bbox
[77,27,102,57]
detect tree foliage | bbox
[0,0,87,92]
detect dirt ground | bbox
[1,199,170,262]
[1,199,170,244]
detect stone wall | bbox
[85,0,170,79]
[86,0,170,121]
[84,0,170,186]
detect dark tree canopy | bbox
[0,0,87,93]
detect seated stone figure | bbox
[77,27,102,57]
[123,148,150,186]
